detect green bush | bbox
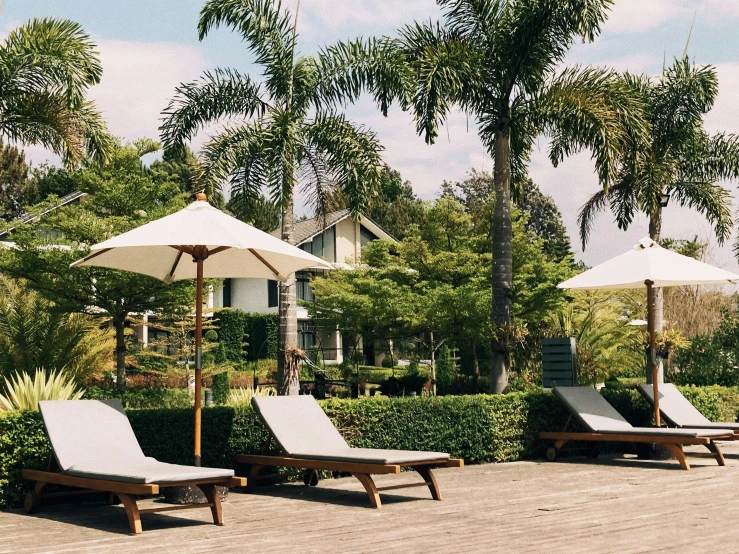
[212,371,230,405]
[218,310,278,361]
[84,386,191,409]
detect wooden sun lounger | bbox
[541,387,734,470]
[237,395,463,508]
[23,399,246,534]
[637,383,739,437]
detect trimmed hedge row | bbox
[218,310,278,362]
[3,386,739,509]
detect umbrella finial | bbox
[196,192,207,202]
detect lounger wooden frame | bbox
[22,457,246,534]
[236,436,463,508]
[541,415,733,470]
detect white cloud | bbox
[23,39,209,166]
[294,0,438,31]
[603,0,692,34]
[599,53,662,74]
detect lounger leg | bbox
[118,493,142,534]
[554,439,568,450]
[352,473,381,508]
[706,441,726,466]
[662,444,690,470]
[197,484,224,526]
[413,466,441,501]
[247,465,265,492]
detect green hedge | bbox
[3,386,739,509]
[218,310,278,362]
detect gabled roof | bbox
[0,191,87,239]
[270,209,396,245]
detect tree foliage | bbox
[0,140,193,390]
[578,57,737,249]
[0,141,34,220]
[0,18,113,165]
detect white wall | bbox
[215,278,278,314]
[335,217,359,264]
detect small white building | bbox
[212,210,395,364]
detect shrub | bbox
[212,371,230,405]
[227,385,276,406]
[218,310,278,361]
[84,385,191,409]
[0,370,84,411]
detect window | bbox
[360,225,378,246]
[268,280,279,307]
[222,278,231,308]
[296,271,314,302]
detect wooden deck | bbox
[4,442,739,553]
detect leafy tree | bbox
[442,170,572,261]
[0,18,113,165]
[0,141,35,220]
[327,165,426,240]
[578,57,739,376]
[227,192,281,232]
[0,140,192,390]
[0,276,114,382]
[516,179,571,261]
[548,292,642,385]
[149,146,200,193]
[311,196,573,389]
[32,164,79,202]
[382,0,644,391]
[160,0,386,394]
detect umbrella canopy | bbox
[558,237,739,427]
[72,195,332,466]
[72,197,331,281]
[558,237,739,290]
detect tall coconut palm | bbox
[578,57,739,381]
[160,0,386,395]
[359,0,645,392]
[0,18,112,165]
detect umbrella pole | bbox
[646,280,661,427]
[194,258,204,467]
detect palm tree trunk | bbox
[277,199,299,395]
[648,209,664,384]
[490,127,513,394]
[114,314,126,392]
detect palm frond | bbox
[670,181,733,244]
[315,37,410,115]
[198,0,295,99]
[538,66,647,189]
[303,113,384,218]
[160,69,267,151]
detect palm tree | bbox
[372,0,645,392]
[578,57,739,380]
[160,0,386,395]
[0,18,112,165]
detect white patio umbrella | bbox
[558,237,739,426]
[72,194,331,465]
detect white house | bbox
[212,209,395,364]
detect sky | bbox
[8,0,739,269]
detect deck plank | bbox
[4,442,739,552]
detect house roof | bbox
[270,209,396,245]
[0,191,88,239]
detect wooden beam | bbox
[248,249,285,281]
[22,470,158,495]
[539,431,731,445]
[236,454,402,474]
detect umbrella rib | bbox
[249,248,286,280]
[168,250,184,280]
[79,248,112,263]
[208,246,231,256]
[171,245,195,255]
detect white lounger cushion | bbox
[252,395,450,464]
[638,383,739,430]
[552,387,732,438]
[39,399,233,483]
[66,457,234,484]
